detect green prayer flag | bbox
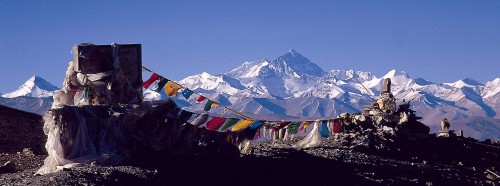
[204,100,214,111]
[287,122,301,135]
[155,77,169,92]
[218,118,240,131]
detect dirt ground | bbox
[1,105,499,185]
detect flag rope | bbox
[142,66,252,120]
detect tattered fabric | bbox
[36,100,190,175]
[292,121,323,149]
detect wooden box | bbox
[73,43,143,105]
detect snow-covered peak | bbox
[2,75,59,98]
[226,49,324,79]
[485,78,500,86]
[382,70,411,84]
[179,72,244,95]
[445,78,483,88]
[225,60,270,78]
[272,49,324,77]
[326,70,375,81]
[482,78,500,98]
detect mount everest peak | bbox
[2,75,59,98]
[273,49,325,77]
[226,49,324,79]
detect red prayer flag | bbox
[196,95,206,102]
[277,121,291,129]
[333,119,341,133]
[206,117,227,131]
[142,73,161,89]
[253,129,261,140]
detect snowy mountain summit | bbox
[226,49,324,78]
[2,76,59,98]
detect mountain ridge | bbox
[1,50,499,140]
[2,75,59,98]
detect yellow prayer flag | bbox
[164,81,183,96]
[231,120,254,131]
[302,121,312,129]
[212,102,220,108]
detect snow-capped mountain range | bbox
[1,50,499,140]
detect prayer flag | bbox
[182,89,194,99]
[142,73,160,89]
[196,95,206,102]
[333,119,341,134]
[231,120,254,131]
[277,121,291,129]
[155,77,169,92]
[253,129,261,140]
[165,81,183,96]
[299,121,312,132]
[204,100,214,111]
[250,120,263,129]
[286,122,301,135]
[218,118,240,131]
[320,120,330,138]
[190,113,209,126]
[206,117,227,131]
[212,102,220,109]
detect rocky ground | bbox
[1,105,499,185]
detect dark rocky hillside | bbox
[0,105,45,154]
[0,105,499,185]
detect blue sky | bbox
[1,1,499,93]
